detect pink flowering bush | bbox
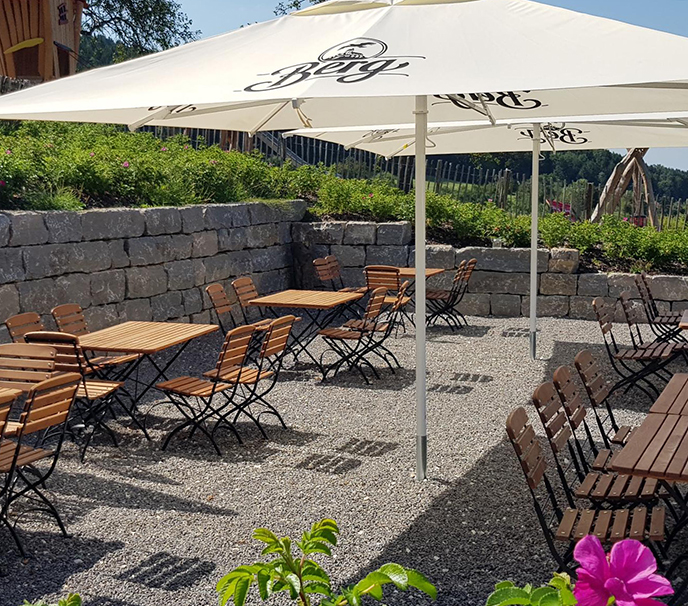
[486,536,673,606]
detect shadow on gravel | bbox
[345,440,550,606]
[294,453,362,474]
[337,438,399,457]
[427,325,493,340]
[0,532,124,603]
[49,471,236,518]
[117,551,215,591]
[319,368,415,391]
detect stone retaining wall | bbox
[0,201,307,342]
[291,220,688,322]
[2,208,687,343]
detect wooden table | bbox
[81,321,219,435]
[250,289,364,365]
[679,310,688,330]
[651,374,688,415]
[398,267,445,279]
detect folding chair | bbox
[157,324,257,454]
[573,351,635,450]
[1,373,80,557]
[506,407,666,574]
[4,312,45,343]
[425,258,477,330]
[206,283,237,335]
[51,304,139,377]
[232,276,273,326]
[364,265,413,329]
[24,331,123,461]
[592,296,681,400]
[0,343,56,395]
[319,285,407,384]
[207,315,299,439]
[313,255,367,294]
[635,273,685,343]
[532,380,665,510]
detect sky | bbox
[177,0,688,170]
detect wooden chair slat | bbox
[610,509,630,542]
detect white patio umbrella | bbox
[4,0,688,479]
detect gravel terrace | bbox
[0,316,672,606]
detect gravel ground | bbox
[0,316,671,605]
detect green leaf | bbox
[407,569,437,599]
[485,587,532,606]
[378,563,408,590]
[314,529,338,546]
[233,577,252,606]
[303,541,333,556]
[257,569,272,601]
[354,571,392,595]
[559,588,577,606]
[285,572,301,599]
[537,594,561,606]
[302,561,331,584]
[366,584,384,601]
[253,528,279,544]
[304,582,333,596]
[217,574,241,606]
[530,587,557,605]
[343,587,362,606]
[58,597,82,606]
[496,582,515,590]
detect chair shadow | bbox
[117,551,216,591]
[319,367,415,391]
[427,325,493,340]
[0,532,124,604]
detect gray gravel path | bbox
[0,316,666,606]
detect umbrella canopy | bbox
[0,0,688,128]
[285,114,688,156]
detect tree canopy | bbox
[275,0,326,15]
[80,0,199,67]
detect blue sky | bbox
[178,0,688,169]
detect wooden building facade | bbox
[0,0,86,82]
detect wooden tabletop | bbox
[681,310,688,330]
[249,289,364,310]
[612,412,688,481]
[398,268,445,279]
[80,321,218,355]
[651,374,688,415]
[0,387,21,406]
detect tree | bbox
[80,0,199,64]
[275,0,327,16]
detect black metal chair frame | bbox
[635,273,686,344]
[2,374,80,558]
[319,285,406,384]
[211,316,298,440]
[158,324,257,454]
[593,297,675,401]
[425,258,476,331]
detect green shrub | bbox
[539,213,572,249]
[568,221,601,254]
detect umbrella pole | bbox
[415,95,428,481]
[529,123,541,360]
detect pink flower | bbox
[0,180,6,187]
[574,535,673,606]
[5,149,11,155]
[209,160,218,165]
[89,152,95,157]
[184,145,190,150]
[122,161,130,168]
[160,147,168,152]
[623,217,629,222]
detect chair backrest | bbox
[451,260,467,284]
[23,331,85,376]
[0,343,56,392]
[531,381,574,459]
[313,256,344,290]
[365,266,401,292]
[52,303,89,336]
[232,277,259,309]
[635,273,658,320]
[506,407,563,530]
[5,312,45,343]
[215,324,256,378]
[618,291,644,348]
[574,349,619,448]
[206,283,236,332]
[390,281,410,313]
[363,288,388,323]
[259,315,298,362]
[592,297,619,355]
[461,258,478,284]
[17,373,80,438]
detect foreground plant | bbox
[217,519,436,606]
[22,595,81,606]
[487,536,674,606]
